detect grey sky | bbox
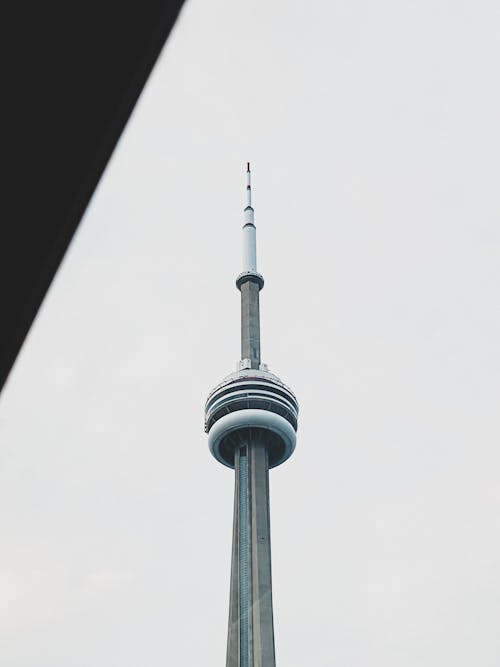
[1,0,500,664]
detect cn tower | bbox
[205,164,299,667]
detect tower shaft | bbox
[241,281,261,368]
[227,435,275,667]
[230,163,275,665]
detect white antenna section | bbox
[243,162,257,272]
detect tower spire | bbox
[246,161,252,207]
[238,163,263,368]
[243,163,256,268]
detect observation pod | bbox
[205,368,299,469]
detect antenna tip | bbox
[246,162,250,173]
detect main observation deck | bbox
[205,368,298,469]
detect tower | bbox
[205,164,299,667]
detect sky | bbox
[1,0,500,665]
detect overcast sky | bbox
[1,1,500,665]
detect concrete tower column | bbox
[226,435,275,667]
[205,164,299,667]
[240,280,261,368]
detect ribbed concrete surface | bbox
[226,438,276,667]
[240,281,261,369]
